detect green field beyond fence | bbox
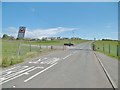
[2,40,45,67]
[2,39,86,67]
[93,41,119,59]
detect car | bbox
[64,43,74,46]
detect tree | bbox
[2,34,9,39]
[2,34,15,40]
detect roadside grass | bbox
[23,39,87,45]
[93,41,119,60]
[2,40,50,67]
[1,39,87,67]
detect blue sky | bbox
[2,2,118,40]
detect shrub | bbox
[2,57,11,67]
[26,52,37,58]
[10,56,18,65]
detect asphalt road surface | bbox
[1,41,118,89]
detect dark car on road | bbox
[64,43,74,46]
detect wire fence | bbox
[2,41,67,67]
[92,42,120,57]
[17,44,66,57]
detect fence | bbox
[17,44,66,57]
[2,40,67,67]
[92,42,120,57]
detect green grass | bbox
[23,39,87,45]
[93,41,119,59]
[1,39,87,67]
[2,40,47,67]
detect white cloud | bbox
[3,27,78,39]
[26,27,78,39]
[3,27,18,38]
[6,27,18,32]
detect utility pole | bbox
[94,37,96,41]
[72,30,74,43]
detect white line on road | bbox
[24,62,57,83]
[2,66,20,73]
[62,54,72,60]
[23,66,44,75]
[1,66,29,78]
[94,53,118,89]
[0,66,35,85]
[0,66,35,83]
[38,59,41,62]
[22,66,29,68]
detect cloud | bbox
[2,27,78,39]
[26,27,78,39]
[3,27,18,38]
[6,27,18,32]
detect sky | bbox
[2,0,120,2]
[2,2,118,40]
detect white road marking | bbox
[2,66,20,73]
[0,66,35,83]
[29,62,32,63]
[0,72,28,85]
[40,62,44,64]
[44,58,48,60]
[94,53,118,89]
[25,67,44,74]
[38,59,41,62]
[0,77,6,81]
[22,66,28,68]
[24,62,57,83]
[24,72,29,75]
[50,58,60,64]
[0,66,44,84]
[29,61,39,64]
[1,66,29,78]
[12,85,16,88]
[62,54,72,60]
[33,61,38,64]
[7,71,13,74]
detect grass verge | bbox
[2,39,87,67]
[93,41,119,60]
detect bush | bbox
[10,56,18,65]
[2,56,24,67]
[17,57,24,63]
[26,52,37,58]
[2,57,11,67]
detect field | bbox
[93,41,119,59]
[23,39,86,45]
[1,39,86,67]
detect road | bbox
[1,41,118,89]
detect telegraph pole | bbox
[72,30,74,43]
